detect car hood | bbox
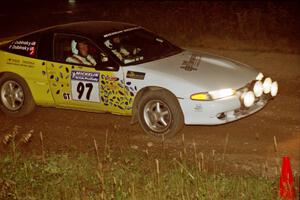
[125,50,259,97]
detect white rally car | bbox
[0,21,278,137]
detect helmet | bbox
[71,40,79,55]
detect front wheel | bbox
[137,89,184,137]
[0,73,36,117]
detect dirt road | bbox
[0,48,299,176]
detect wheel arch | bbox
[130,86,182,124]
[0,71,30,86]
[0,71,36,117]
[0,71,6,78]
[0,71,40,103]
[0,71,56,106]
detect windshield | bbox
[102,29,182,65]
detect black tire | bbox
[137,89,184,137]
[0,73,36,117]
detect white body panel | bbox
[125,51,258,97]
[123,50,266,125]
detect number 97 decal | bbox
[71,71,100,102]
[77,82,93,100]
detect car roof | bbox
[52,21,138,37]
[22,21,140,41]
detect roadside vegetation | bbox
[0,126,287,200]
[1,2,299,54]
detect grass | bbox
[0,150,281,200]
[0,127,286,200]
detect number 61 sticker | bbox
[71,71,100,102]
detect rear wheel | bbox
[0,73,35,117]
[138,89,184,137]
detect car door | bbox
[46,33,131,115]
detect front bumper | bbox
[179,94,271,125]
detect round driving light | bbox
[243,91,255,107]
[256,72,264,81]
[253,81,263,97]
[270,81,278,97]
[263,77,272,94]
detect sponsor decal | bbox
[71,70,100,102]
[63,93,71,100]
[71,70,100,82]
[6,58,35,68]
[103,27,141,38]
[9,40,37,56]
[180,54,201,72]
[126,71,145,80]
[103,75,119,81]
[193,104,202,112]
[7,58,20,64]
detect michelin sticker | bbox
[71,70,100,102]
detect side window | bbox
[6,33,40,58]
[103,29,179,65]
[54,34,109,67]
[104,34,143,65]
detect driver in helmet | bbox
[66,39,97,66]
[104,36,141,61]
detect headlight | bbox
[191,88,235,101]
[209,88,235,99]
[263,77,272,94]
[243,91,255,107]
[253,81,263,97]
[270,81,278,97]
[256,72,264,81]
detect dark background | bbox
[1,0,300,53]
